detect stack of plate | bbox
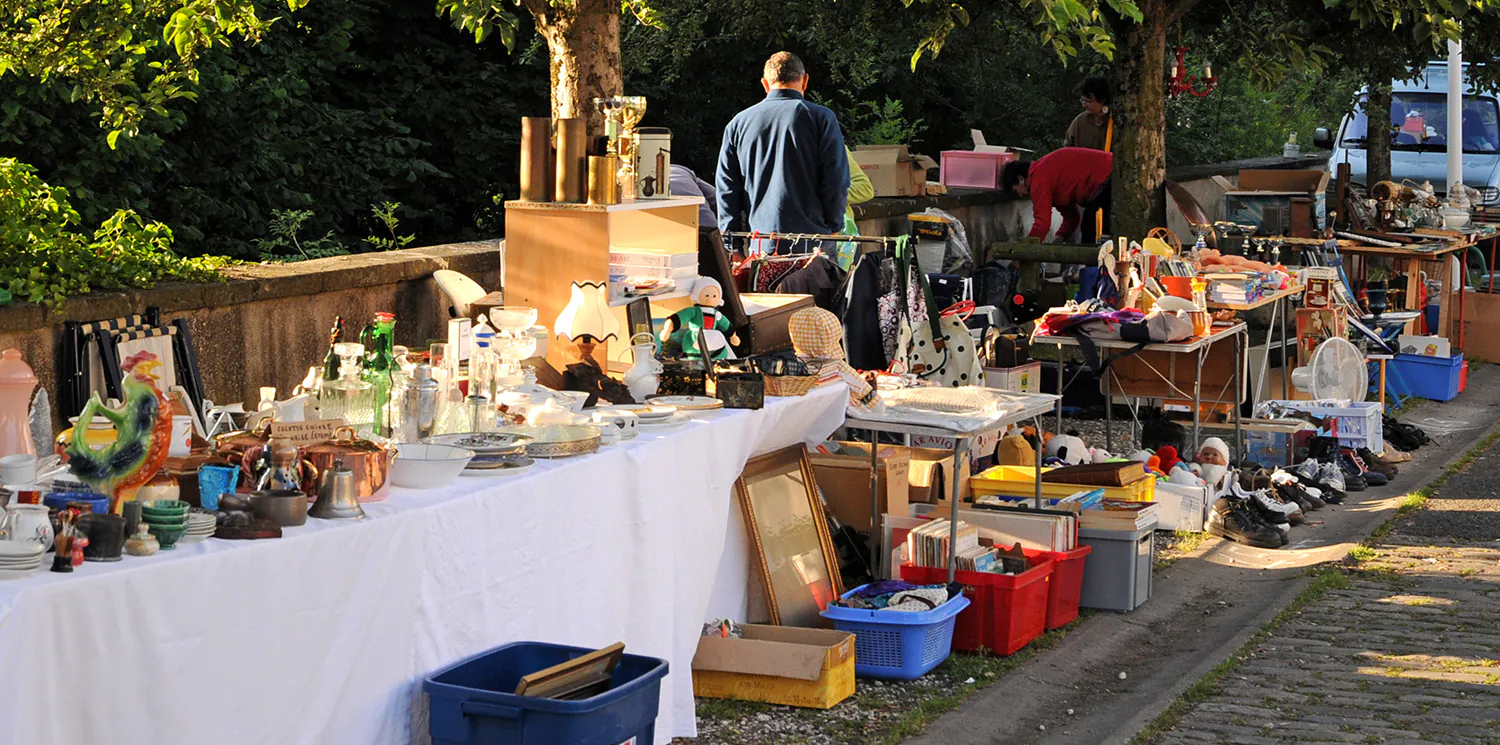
[607,403,684,429]
[0,540,44,579]
[426,432,536,474]
[646,395,723,411]
[181,512,218,543]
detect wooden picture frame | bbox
[736,445,844,626]
[514,642,624,700]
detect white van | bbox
[1314,61,1500,202]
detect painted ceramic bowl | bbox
[147,522,189,550]
[139,500,191,520]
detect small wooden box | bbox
[739,293,815,355]
[709,367,764,409]
[658,360,707,397]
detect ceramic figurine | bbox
[621,334,662,404]
[65,351,174,514]
[662,278,739,360]
[124,524,160,556]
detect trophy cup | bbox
[593,96,648,200]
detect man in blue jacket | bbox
[716,52,850,245]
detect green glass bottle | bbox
[360,312,397,435]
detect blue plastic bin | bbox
[1388,352,1464,402]
[820,585,970,680]
[423,642,668,745]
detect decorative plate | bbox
[495,425,602,458]
[602,403,677,421]
[462,456,537,476]
[425,432,534,458]
[637,412,689,430]
[645,395,723,411]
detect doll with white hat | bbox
[661,277,739,360]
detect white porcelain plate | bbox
[645,395,723,411]
[604,404,677,421]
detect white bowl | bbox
[392,444,475,489]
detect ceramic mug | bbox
[168,416,193,457]
[0,454,36,485]
[3,504,53,550]
[591,410,639,439]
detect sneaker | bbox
[1341,448,1388,487]
[1272,469,1326,509]
[1238,467,1274,491]
[1314,462,1349,501]
[1234,481,1301,528]
[1357,447,1398,479]
[1334,453,1369,491]
[1207,497,1286,548]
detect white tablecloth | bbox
[0,385,846,745]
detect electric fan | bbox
[1289,337,1366,401]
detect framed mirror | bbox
[736,445,843,626]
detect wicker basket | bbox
[764,374,818,397]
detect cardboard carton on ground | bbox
[692,625,856,709]
[1398,334,1452,358]
[856,145,938,197]
[809,445,910,536]
[829,441,970,505]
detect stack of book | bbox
[609,246,699,297]
[1206,272,1266,305]
[1079,500,1159,531]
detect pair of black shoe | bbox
[1207,495,1287,548]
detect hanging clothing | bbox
[774,254,846,310]
[836,252,887,371]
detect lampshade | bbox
[554,281,621,342]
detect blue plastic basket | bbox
[1388,353,1464,402]
[423,642,668,745]
[820,585,970,680]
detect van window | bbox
[1341,92,1500,153]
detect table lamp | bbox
[554,281,621,363]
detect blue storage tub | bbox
[423,642,668,745]
[820,585,970,680]
[1388,352,1463,402]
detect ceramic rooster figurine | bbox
[66,352,174,514]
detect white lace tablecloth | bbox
[0,384,847,745]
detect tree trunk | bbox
[1365,83,1392,185]
[529,0,623,131]
[1108,0,1168,241]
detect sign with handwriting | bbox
[270,419,343,447]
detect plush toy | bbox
[662,277,739,360]
[1128,449,1155,463]
[1196,437,1230,466]
[1090,447,1114,464]
[1043,433,1090,466]
[998,434,1036,466]
[1145,455,1165,477]
[1168,461,1206,487]
[1156,445,1182,474]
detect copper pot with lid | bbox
[301,427,392,502]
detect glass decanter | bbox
[319,342,375,435]
[360,312,397,435]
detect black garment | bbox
[836,253,887,370]
[773,253,845,310]
[1080,176,1113,244]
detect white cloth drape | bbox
[0,385,847,745]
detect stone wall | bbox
[1,242,500,419]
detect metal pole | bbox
[1234,328,1244,462]
[1192,346,1204,453]
[947,435,964,584]
[1033,416,1044,510]
[1104,368,1113,452]
[1448,40,1464,195]
[1280,295,1290,400]
[1056,351,1065,434]
[869,432,881,578]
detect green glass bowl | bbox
[139,500,190,520]
[148,522,189,550]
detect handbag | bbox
[891,236,983,386]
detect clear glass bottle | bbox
[470,327,497,403]
[319,342,375,435]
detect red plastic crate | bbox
[1023,546,1093,630]
[900,557,1052,656]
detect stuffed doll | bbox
[998,434,1036,466]
[662,277,739,360]
[1155,445,1182,474]
[1043,433,1090,465]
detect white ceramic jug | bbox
[622,336,662,404]
[3,503,53,550]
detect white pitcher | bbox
[622,335,662,404]
[2,503,53,550]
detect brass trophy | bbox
[593,96,648,201]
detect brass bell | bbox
[310,458,366,520]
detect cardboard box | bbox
[1398,334,1452,358]
[1297,307,1347,365]
[692,625,856,709]
[1152,482,1208,532]
[809,445,911,535]
[1107,340,1245,404]
[856,145,938,197]
[830,441,969,505]
[984,361,1042,394]
[1214,170,1331,234]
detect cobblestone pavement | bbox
[1147,536,1500,745]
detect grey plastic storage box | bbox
[1077,520,1157,612]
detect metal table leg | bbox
[869,431,881,578]
[1280,294,1290,400]
[1033,416,1044,510]
[1234,329,1244,462]
[1056,350,1065,435]
[1104,369,1113,452]
[947,435,964,583]
[1192,347,1204,452]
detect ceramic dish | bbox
[425,432,533,459]
[392,444,476,488]
[495,425,601,458]
[645,395,723,411]
[637,411,690,430]
[496,389,589,416]
[600,404,677,421]
[0,541,45,559]
[460,456,536,476]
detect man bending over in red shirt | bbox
[1001,147,1114,243]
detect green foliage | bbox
[438,0,664,51]
[0,158,229,307]
[365,201,415,251]
[845,98,926,147]
[252,209,349,262]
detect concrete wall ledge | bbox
[1166,153,1330,183]
[0,241,501,335]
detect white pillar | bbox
[1448,39,1464,192]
